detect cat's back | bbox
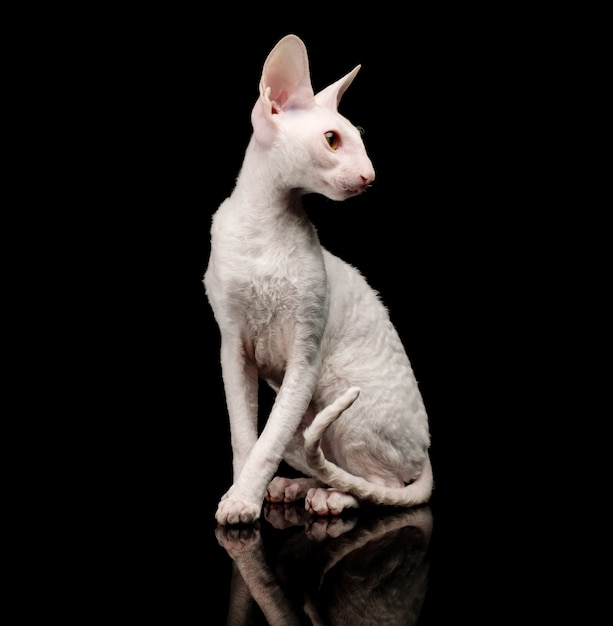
[321,247,413,373]
[321,247,387,323]
[318,248,427,447]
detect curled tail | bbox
[304,387,433,508]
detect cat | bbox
[204,34,432,526]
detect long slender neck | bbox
[230,136,304,216]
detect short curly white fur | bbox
[205,34,432,525]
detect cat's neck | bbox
[229,136,305,217]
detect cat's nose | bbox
[361,169,375,189]
[362,161,375,183]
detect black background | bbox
[79,12,594,624]
[181,26,523,623]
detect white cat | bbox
[204,34,432,526]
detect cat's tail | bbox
[303,387,433,508]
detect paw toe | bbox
[216,498,261,525]
[305,487,359,516]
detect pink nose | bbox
[361,169,375,188]
[361,163,375,187]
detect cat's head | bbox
[251,34,375,201]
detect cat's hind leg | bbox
[305,487,360,517]
[266,476,322,503]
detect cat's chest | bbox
[206,221,328,330]
[237,270,328,376]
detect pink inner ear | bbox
[261,38,314,112]
[270,91,288,114]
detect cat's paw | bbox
[305,487,360,517]
[266,476,321,503]
[216,496,262,525]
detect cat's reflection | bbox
[215,504,432,625]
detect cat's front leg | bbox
[219,336,260,479]
[216,338,262,525]
[217,356,321,525]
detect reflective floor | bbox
[211,502,433,625]
[202,445,557,624]
[108,429,566,625]
[203,462,488,626]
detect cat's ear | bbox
[314,65,361,111]
[251,34,315,147]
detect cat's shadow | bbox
[215,504,433,625]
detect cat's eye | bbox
[325,131,340,150]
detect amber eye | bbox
[325,131,339,150]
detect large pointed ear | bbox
[251,34,316,146]
[314,65,361,111]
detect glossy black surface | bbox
[215,504,433,625]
